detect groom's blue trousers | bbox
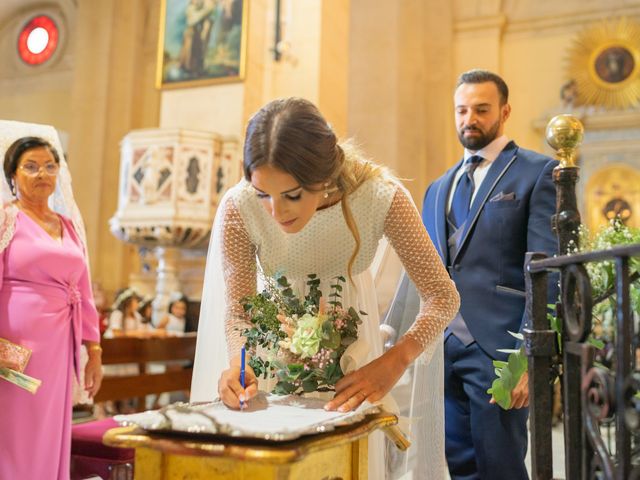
[444,334,529,480]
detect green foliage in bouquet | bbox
[489,219,640,410]
[241,274,363,395]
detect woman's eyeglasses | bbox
[19,162,59,176]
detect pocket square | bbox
[489,191,516,202]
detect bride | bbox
[191,97,459,479]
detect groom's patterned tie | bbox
[446,155,483,346]
[448,155,484,229]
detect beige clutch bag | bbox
[0,337,32,372]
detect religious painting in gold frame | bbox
[156,0,248,90]
[584,164,640,232]
[567,18,640,109]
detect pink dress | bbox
[0,210,99,480]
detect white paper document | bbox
[116,392,378,441]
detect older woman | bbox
[0,126,102,480]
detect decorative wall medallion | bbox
[17,14,59,65]
[567,18,640,109]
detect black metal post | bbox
[553,162,583,479]
[560,263,592,480]
[552,166,581,255]
[579,342,598,478]
[528,244,640,480]
[563,342,585,479]
[616,257,632,480]
[524,252,555,479]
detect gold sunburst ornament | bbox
[567,17,640,109]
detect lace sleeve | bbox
[221,198,257,358]
[0,204,17,254]
[384,186,460,349]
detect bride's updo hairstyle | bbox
[243,97,384,281]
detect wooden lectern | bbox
[104,411,408,479]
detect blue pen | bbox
[240,345,246,410]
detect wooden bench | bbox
[71,334,197,480]
[94,333,197,408]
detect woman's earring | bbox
[10,181,16,197]
[323,182,330,199]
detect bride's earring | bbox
[323,182,330,199]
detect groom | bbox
[421,70,557,479]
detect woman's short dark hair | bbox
[3,136,60,187]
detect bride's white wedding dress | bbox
[191,173,459,479]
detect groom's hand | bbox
[509,371,529,409]
[218,364,258,409]
[490,371,529,409]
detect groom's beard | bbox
[457,118,501,150]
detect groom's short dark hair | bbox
[456,69,509,105]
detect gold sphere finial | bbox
[545,114,584,168]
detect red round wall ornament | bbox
[17,15,59,66]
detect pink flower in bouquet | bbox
[311,348,332,369]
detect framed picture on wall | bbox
[156,0,247,89]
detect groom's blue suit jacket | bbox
[422,141,558,359]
